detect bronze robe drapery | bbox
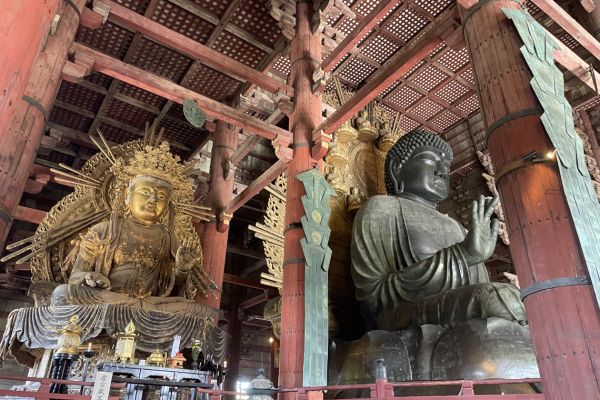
[351,195,525,330]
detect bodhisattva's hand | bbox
[460,194,500,265]
[84,272,111,289]
[176,238,200,272]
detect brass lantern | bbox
[56,315,83,355]
[114,321,137,363]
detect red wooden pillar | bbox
[0,0,85,250]
[462,1,600,398]
[198,120,237,309]
[223,278,244,397]
[279,1,321,397]
[0,0,60,140]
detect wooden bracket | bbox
[81,7,104,29]
[217,210,233,233]
[311,129,332,160]
[92,0,111,23]
[457,0,479,9]
[275,90,293,116]
[272,134,293,161]
[61,61,89,83]
[312,67,330,95]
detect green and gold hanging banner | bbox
[296,168,335,387]
[503,8,600,307]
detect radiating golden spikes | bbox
[154,127,165,146]
[97,129,117,164]
[54,177,100,189]
[90,130,116,166]
[50,168,101,189]
[1,210,109,263]
[175,202,213,212]
[179,209,213,221]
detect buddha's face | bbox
[390,145,451,205]
[126,176,172,225]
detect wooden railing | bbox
[0,374,124,400]
[0,373,544,400]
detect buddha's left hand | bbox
[176,238,201,272]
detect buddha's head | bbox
[125,175,172,225]
[384,130,453,206]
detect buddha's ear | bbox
[388,158,403,195]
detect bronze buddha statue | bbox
[329,130,537,384]
[351,130,525,330]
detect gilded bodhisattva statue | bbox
[351,130,525,330]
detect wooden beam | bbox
[71,43,292,142]
[14,206,46,225]
[240,291,270,310]
[230,134,262,165]
[313,5,456,136]
[322,0,398,72]
[531,0,600,60]
[223,273,269,290]
[92,0,293,96]
[226,158,290,214]
[169,0,274,53]
[550,31,600,92]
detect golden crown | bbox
[122,141,188,189]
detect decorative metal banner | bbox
[183,98,206,128]
[296,168,335,387]
[503,8,600,307]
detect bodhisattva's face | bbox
[392,145,452,206]
[126,176,172,225]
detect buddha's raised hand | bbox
[84,272,111,289]
[176,238,201,272]
[460,194,500,266]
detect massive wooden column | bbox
[0,0,85,250]
[462,1,600,398]
[279,1,321,396]
[0,1,60,140]
[223,275,244,397]
[198,120,237,309]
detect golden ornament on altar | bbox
[167,352,186,369]
[146,349,167,367]
[114,321,138,363]
[56,315,84,355]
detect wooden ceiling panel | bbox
[433,80,471,104]
[85,72,114,89]
[191,0,231,18]
[400,116,420,131]
[271,56,291,79]
[431,110,463,131]
[413,0,453,17]
[338,18,360,36]
[130,38,194,81]
[337,58,377,85]
[410,63,449,91]
[384,8,428,42]
[385,85,423,110]
[117,81,168,109]
[106,98,157,129]
[212,31,267,68]
[49,107,93,132]
[230,0,281,46]
[455,93,480,115]
[360,33,399,64]
[98,122,141,143]
[435,47,470,73]
[185,63,242,101]
[459,66,476,86]
[56,81,105,114]
[151,0,215,44]
[410,98,444,120]
[113,0,152,14]
[75,22,135,60]
[356,0,383,17]
[156,117,203,149]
